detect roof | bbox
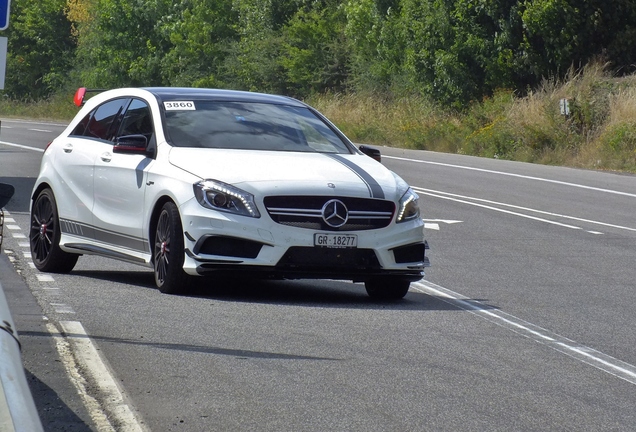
[142,87,305,106]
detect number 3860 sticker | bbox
[164,101,196,111]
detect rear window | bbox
[162,101,351,154]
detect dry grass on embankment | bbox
[310,62,636,173]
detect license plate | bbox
[314,233,357,248]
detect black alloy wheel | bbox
[154,201,189,294]
[30,188,78,273]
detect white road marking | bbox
[28,128,52,133]
[413,281,636,385]
[0,141,45,152]
[59,321,146,432]
[424,223,439,230]
[36,274,55,282]
[46,323,116,432]
[414,187,636,234]
[0,119,66,127]
[6,224,21,230]
[386,155,636,198]
[11,233,26,239]
[415,188,584,230]
[51,303,76,314]
[415,187,636,233]
[42,287,61,292]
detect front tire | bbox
[365,278,410,300]
[30,188,79,273]
[154,202,189,294]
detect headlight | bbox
[397,187,420,223]
[193,180,260,218]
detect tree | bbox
[3,0,75,100]
[280,4,349,96]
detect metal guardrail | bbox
[0,182,43,431]
[0,282,44,431]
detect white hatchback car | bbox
[30,87,429,299]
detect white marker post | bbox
[0,0,10,89]
[0,37,6,90]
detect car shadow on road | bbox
[70,269,499,312]
[0,176,36,213]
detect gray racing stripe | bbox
[325,154,385,199]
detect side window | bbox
[78,98,129,141]
[117,99,153,141]
[70,113,91,136]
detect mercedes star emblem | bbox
[321,199,348,228]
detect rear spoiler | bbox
[73,87,107,107]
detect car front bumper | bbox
[179,199,429,282]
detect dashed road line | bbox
[2,210,146,431]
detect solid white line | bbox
[46,323,115,431]
[0,119,66,127]
[0,141,45,153]
[60,321,146,432]
[414,187,636,233]
[412,281,636,385]
[385,155,636,198]
[414,188,583,230]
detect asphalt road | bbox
[1,118,635,431]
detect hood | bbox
[168,148,403,200]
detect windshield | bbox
[162,100,352,154]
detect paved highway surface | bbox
[1,118,635,431]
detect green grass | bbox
[0,92,81,121]
[3,62,636,173]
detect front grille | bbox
[264,196,395,231]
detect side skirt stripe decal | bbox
[60,219,149,253]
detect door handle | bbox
[63,143,73,153]
[100,152,112,163]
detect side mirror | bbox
[359,145,382,163]
[113,135,149,155]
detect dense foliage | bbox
[3,0,636,107]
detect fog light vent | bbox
[195,236,264,259]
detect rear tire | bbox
[30,188,79,273]
[154,202,190,294]
[365,278,410,300]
